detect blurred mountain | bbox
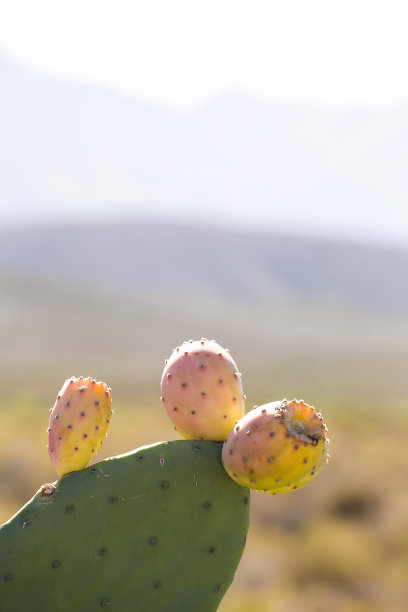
[0,222,407,399]
[1,221,407,311]
[1,51,408,245]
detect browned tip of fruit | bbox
[280,399,327,444]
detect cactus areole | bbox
[161,339,245,441]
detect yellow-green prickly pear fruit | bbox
[47,376,112,476]
[222,399,328,493]
[161,339,245,441]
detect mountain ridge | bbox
[1,221,407,313]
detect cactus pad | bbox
[0,440,249,611]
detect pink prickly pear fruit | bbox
[161,339,245,441]
[222,399,328,493]
[48,376,112,477]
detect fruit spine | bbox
[48,376,112,477]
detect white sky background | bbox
[1,0,408,110]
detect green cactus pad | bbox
[0,440,249,612]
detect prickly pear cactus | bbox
[48,376,112,476]
[0,440,249,612]
[161,339,245,441]
[222,399,329,493]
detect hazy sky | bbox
[1,0,408,109]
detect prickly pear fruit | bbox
[161,339,245,441]
[222,399,328,493]
[48,376,112,477]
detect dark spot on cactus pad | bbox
[149,537,157,545]
[173,406,177,411]
[303,458,308,463]
[200,437,204,440]
[223,415,227,419]
[245,430,251,436]
[101,600,111,607]
[92,449,95,453]
[269,431,275,437]
[181,382,187,388]
[50,448,54,453]
[154,580,162,589]
[275,478,281,482]
[83,433,88,438]
[191,410,196,415]
[229,449,233,455]
[218,378,223,383]
[89,467,96,473]
[199,363,206,368]
[65,401,71,406]
[294,444,299,450]
[58,436,62,440]
[66,504,74,511]
[215,584,223,593]
[159,457,165,466]
[193,445,201,451]
[250,479,256,484]
[106,419,110,423]
[105,390,109,396]
[293,485,298,490]
[160,481,169,488]
[95,400,99,405]
[80,412,85,416]
[74,447,79,451]
[57,394,61,399]
[137,455,144,461]
[267,457,273,462]
[40,483,56,497]
[109,496,117,503]
[4,574,13,582]
[242,457,247,463]
[261,408,267,414]
[67,424,72,429]
[201,391,206,396]
[47,427,51,432]
[51,560,60,568]
[232,472,237,477]
[202,501,211,509]
[54,415,59,419]
[99,548,107,556]
[233,397,237,402]
[285,432,291,438]
[167,372,172,378]
[236,426,240,431]
[209,546,215,554]
[95,425,99,430]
